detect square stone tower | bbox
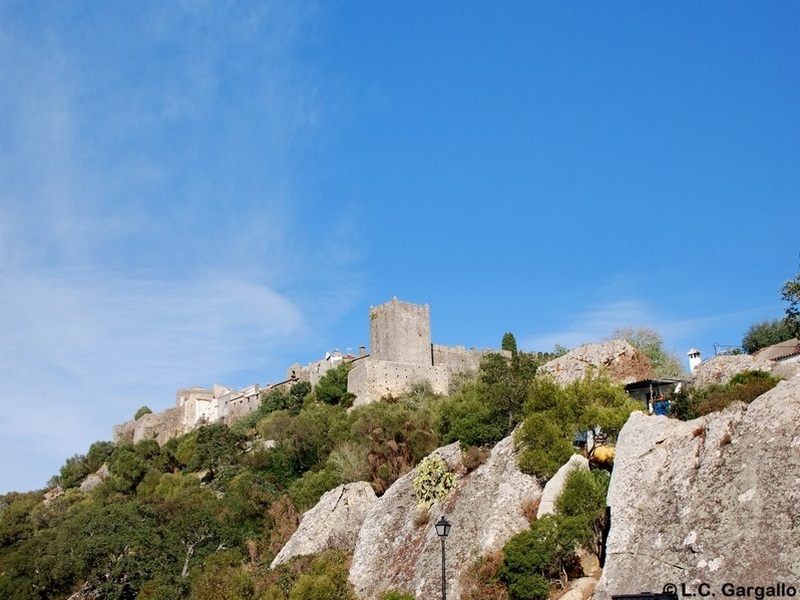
[369,298,432,365]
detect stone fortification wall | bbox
[370,298,431,365]
[287,352,366,387]
[177,387,215,431]
[112,407,184,445]
[222,385,261,424]
[348,361,450,407]
[112,298,501,442]
[286,362,309,384]
[432,344,507,373]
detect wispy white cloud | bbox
[0,268,314,490]
[519,298,752,357]
[0,1,361,493]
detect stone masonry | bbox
[347,298,503,406]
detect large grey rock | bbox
[692,354,779,388]
[349,437,541,600]
[537,454,589,519]
[539,340,654,386]
[270,482,377,568]
[594,376,800,600]
[79,464,109,494]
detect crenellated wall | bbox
[432,344,504,374]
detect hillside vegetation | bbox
[2,343,747,600]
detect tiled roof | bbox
[753,338,800,361]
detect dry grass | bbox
[459,550,509,600]
[522,496,541,522]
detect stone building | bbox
[347,298,502,406]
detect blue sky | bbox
[1,1,798,494]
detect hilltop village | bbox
[114,297,800,446]
[113,298,504,445]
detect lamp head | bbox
[434,515,451,538]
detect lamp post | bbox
[434,515,451,600]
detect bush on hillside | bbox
[554,467,610,559]
[499,467,610,600]
[669,370,780,421]
[437,351,542,450]
[348,397,440,493]
[500,515,588,600]
[135,406,153,420]
[314,363,355,406]
[515,374,638,481]
[258,550,356,600]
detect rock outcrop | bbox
[79,464,109,494]
[537,453,588,519]
[270,482,377,568]
[691,354,779,388]
[348,436,541,599]
[539,340,654,386]
[594,376,800,600]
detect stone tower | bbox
[369,298,432,365]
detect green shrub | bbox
[742,318,794,354]
[327,441,371,483]
[437,384,508,449]
[314,363,355,406]
[189,423,244,474]
[134,406,153,420]
[515,412,575,482]
[263,551,356,600]
[258,405,349,478]
[349,398,440,493]
[288,468,341,512]
[670,370,780,420]
[257,381,312,417]
[500,515,586,600]
[381,591,416,600]
[555,468,610,558]
[188,549,255,600]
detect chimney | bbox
[687,348,702,373]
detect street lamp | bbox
[435,515,451,600]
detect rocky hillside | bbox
[595,374,800,599]
[3,339,797,600]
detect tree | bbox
[516,373,639,481]
[610,327,684,377]
[501,332,518,355]
[741,319,794,354]
[782,267,800,337]
[500,514,588,600]
[58,454,91,489]
[314,363,355,406]
[555,468,610,559]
